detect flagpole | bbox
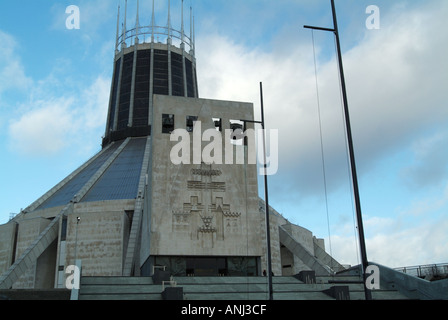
[260,82,273,301]
[305,0,372,300]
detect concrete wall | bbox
[148,95,262,259]
[1,198,136,288]
[258,199,333,276]
[63,200,135,277]
[13,217,52,288]
[0,222,17,275]
[283,223,315,274]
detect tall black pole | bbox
[305,0,371,300]
[330,0,371,301]
[240,83,273,300]
[260,82,273,300]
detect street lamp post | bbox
[74,216,81,263]
[241,82,273,300]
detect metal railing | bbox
[394,263,448,280]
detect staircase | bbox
[77,274,409,300]
[78,276,161,300]
[178,276,331,300]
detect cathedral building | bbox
[1,1,360,299]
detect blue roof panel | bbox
[36,142,121,210]
[81,137,147,203]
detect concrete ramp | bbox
[313,240,346,273]
[278,225,331,276]
[0,208,65,289]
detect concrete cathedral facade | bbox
[0,1,345,291]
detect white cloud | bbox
[8,97,76,155]
[8,75,109,156]
[3,1,113,158]
[328,182,448,267]
[328,214,448,268]
[398,183,448,219]
[78,76,110,130]
[196,1,448,268]
[196,1,448,198]
[367,218,448,267]
[0,30,32,95]
[401,130,448,190]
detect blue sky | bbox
[1,0,447,268]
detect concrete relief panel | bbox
[151,95,262,257]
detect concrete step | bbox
[77,275,410,300]
[174,276,299,284]
[0,289,70,300]
[273,291,334,300]
[79,293,162,300]
[317,275,364,283]
[349,289,410,300]
[177,282,365,293]
[79,276,161,300]
[81,276,154,285]
[80,284,163,295]
[184,292,269,300]
[319,274,410,300]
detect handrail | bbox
[372,262,448,300]
[394,263,448,279]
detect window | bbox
[213,118,222,132]
[186,116,198,132]
[230,120,244,145]
[162,114,175,134]
[61,216,68,241]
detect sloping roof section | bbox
[36,142,121,210]
[35,137,148,211]
[81,137,147,203]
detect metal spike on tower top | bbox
[136,0,140,35]
[181,0,184,46]
[151,0,155,42]
[115,0,195,56]
[115,5,120,52]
